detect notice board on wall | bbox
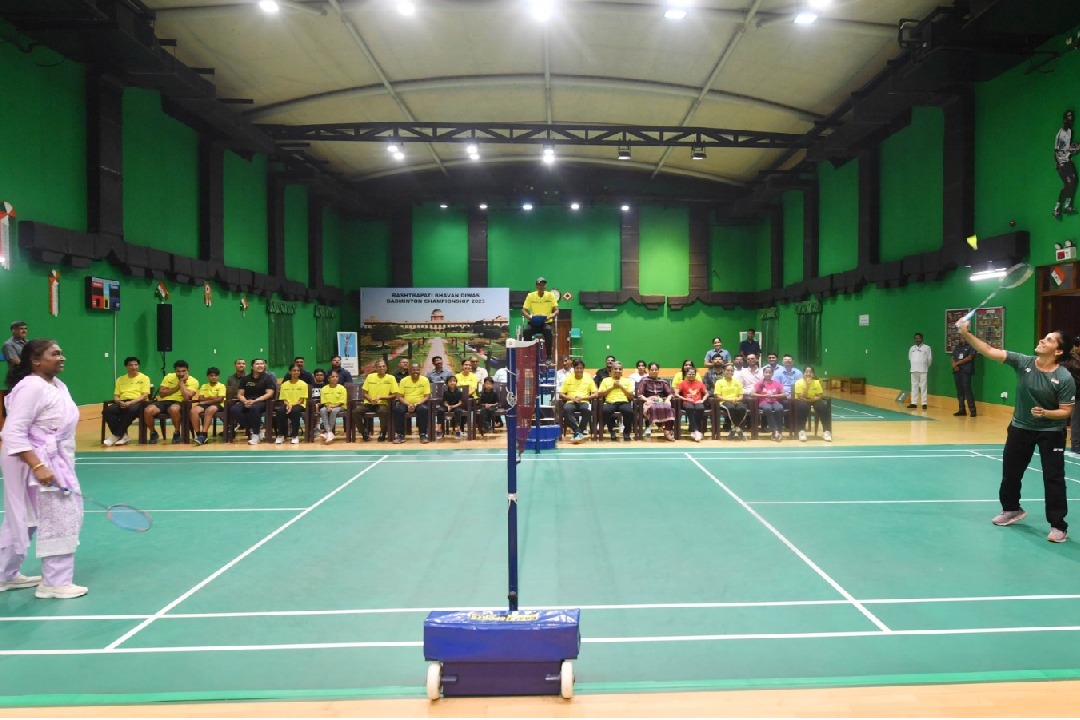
[945,306,1004,352]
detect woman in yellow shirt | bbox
[274,365,309,444]
[792,366,832,442]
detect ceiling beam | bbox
[258,121,805,148]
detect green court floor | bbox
[2,445,1080,706]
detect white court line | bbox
[969,448,1080,486]
[684,453,890,633]
[9,592,1080,623]
[104,455,391,651]
[749,498,1016,505]
[8,625,1080,656]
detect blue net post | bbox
[507,341,520,611]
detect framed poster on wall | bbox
[945,306,1004,352]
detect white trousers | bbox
[910,372,928,405]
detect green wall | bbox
[818,158,859,276]
[7,24,1080,407]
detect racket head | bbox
[105,504,153,532]
[999,263,1034,289]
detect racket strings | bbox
[1000,264,1034,289]
[105,504,153,532]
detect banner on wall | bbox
[336,332,359,377]
[359,287,510,375]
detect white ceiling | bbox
[147,0,944,188]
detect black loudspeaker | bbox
[156,304,173,352]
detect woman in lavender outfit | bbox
[0,339,86,599]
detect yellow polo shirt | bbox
[455,371,479,398]
[114,372,150,401]
[523,290,558,322]
[197,382,226,404]
[320,384,347,407]
[714,377,745,402]
[399,375,431,405]
[793,378,825,401]
[560,374,597,401]
[279,379,309,407]
[158,373,199,402]
[363,373,399,405]
[597,376,634,404]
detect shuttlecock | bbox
[966,234,978,249]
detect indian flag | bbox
[1051,266,1066,287]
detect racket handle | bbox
[955,309,976,327]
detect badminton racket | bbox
[955,263,1034,327]
[53,482,152,532]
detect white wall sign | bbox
[859,314,870,326]
[596,323,612,332]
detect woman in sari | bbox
[637,362,676,441]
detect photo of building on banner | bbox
[359,288,510,376]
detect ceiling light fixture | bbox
[522,202,534,211]
[395,0,416,15]
[621,204,630,212]
[392,149,405,161]
[387,142,401,154]
[439,203,449,209]
[663,1,687,20]
[793,10,817,24]
[479,203,488,210]
[970,266,1007,281]
[528,0,555,22]
[807,0,831,8]
[570,202,580,210]
[258,0,280,12]
[617,146,631,160]
[542,144,556,164]
[691,146,706,160]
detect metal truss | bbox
[256,122,805,149]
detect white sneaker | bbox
[798,430,807,442]
[644,426,652,438]
[248,435,260,445]
[0,574,41,591]
[325,432,334,444]
[692,431,702,442]
[35,583,88,599]
[823,431,832,442]
[290,436,300,445]
[103,435,118,447]
[114,434,130,446]
[275,436,285,445]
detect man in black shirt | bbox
[329,355,353,384]
[229,358,276,445]
[593,355,615,386]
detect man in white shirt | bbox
[735,353,764,397]
[908,332,932,409]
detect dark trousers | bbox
[437,405,466,432]
[683,402,706,434]
[718,401,748,429]
[394,401,430,437]
[759,400,784,433]
[954,372,975,412]
[104,401,144,437]
[229,401,267,433]
[353,402,389,438]
[794,399,831,432]
[478,405,499,432]
[562,401,591,434]
[1058,161,1077,206]
[1001,424,1068,531]
[603,402,633,436]
[274,404,304,437]
[522,323,553,356]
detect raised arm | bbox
[957,319,1007,363]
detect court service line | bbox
[103,455,391,651]
[748,498,1015,505]
[684,453,891,633]
[11,592,1080,624]
[11,625,1080,656]
[970,448,1080,486]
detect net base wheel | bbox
[426,662,442,700]
[560,660,574,699]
